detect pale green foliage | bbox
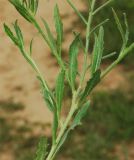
[69,34,80,90]
[4,0,134,160]
[55,70,65,118]
[91,27,104,75]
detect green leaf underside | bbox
[56,70,65,117]
[69,34,80,89]
[91,26,104,75]
[34,137,47,160]
[54,4,63,55]
[81,70,101,100]
[71,101,90,129]
[37,76,55,112]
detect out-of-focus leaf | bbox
[102,52,117,60]
[34,137,47,160]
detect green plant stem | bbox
[93,0,113,16]
[46,91,78,160]
[101,43,134,79]
[101,58,119,79]
[79,0,96,89]
[21,47,50,93]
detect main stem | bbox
[46,92,78,160]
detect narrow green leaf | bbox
[34,137,47,160]
[37,76,55,112]
[73,31,86,54]
[123,13,129,47]
[112,8,125,42]
[4,23,19,46]
[71,101,90,129]
[54,4,63,55]
[13,20,24,46]
[56,69,65,117]
[91,26,104,75]
[112,9,129,54]
[91,34,98,73]
[42,18,57,55]
[69,34,80,89]
[67,0,87,25]
[81,70,101,100]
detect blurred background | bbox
[0,0,134,160]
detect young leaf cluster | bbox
[4,0,134,160]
